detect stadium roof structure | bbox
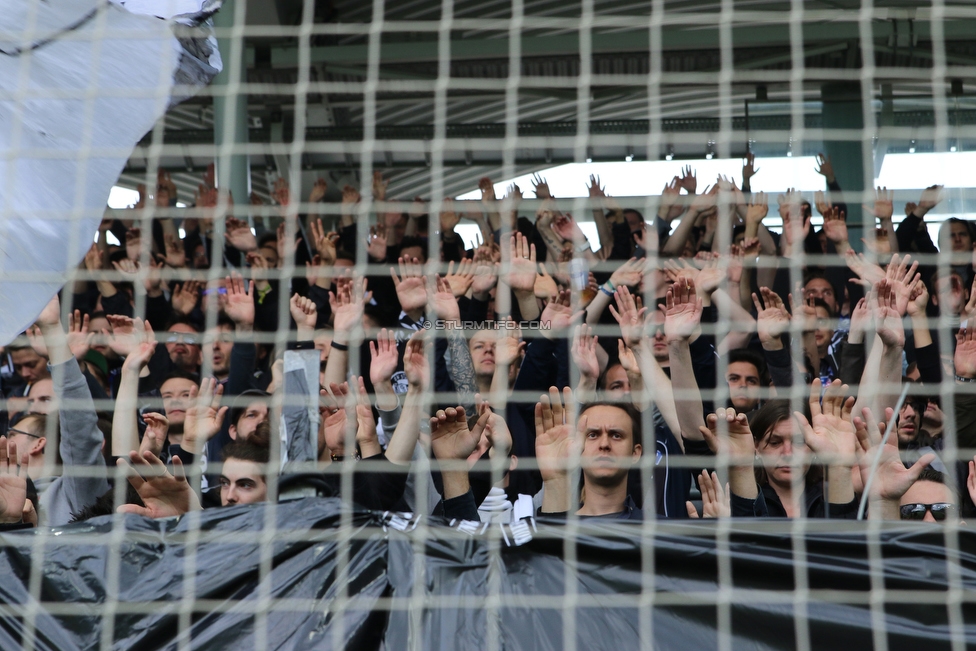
[119,0,976,205]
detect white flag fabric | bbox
[0,0,221,345]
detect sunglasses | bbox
[7,427,42,439]
[899,502,956,521]
[165,332,200,345]
[202,287,227,296]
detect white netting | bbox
[1,1,975,649]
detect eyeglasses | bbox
[899,502,957,521]
[165,332,200,345]
[7,428,42,439]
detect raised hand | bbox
[272,177,290,207]
[854,407,934,503]
[403,332,429,390]
[443,259,475,298]
[225,217,258,252]
[430,406,490,462]
[321,384,349,454]
[662,278,702,342]
[884,253,920,316]
[848,297,871,345]
[66,310,93,361]
[276,222,303,264]
[906,280,929,319]
[369,328,399,386]
[609,257,644,289]
[873,280,905,348]
[863,186,894,221]
[956,327,976,379]
[171,280,201,316]
[391,256,428,314]
[741,152,759,184]
[182,378,228,453]
[430,275,461,322]
[366,225,388,261]
[821,206,849,247]
[472,249,498,296]
[308,177,328,204]
[916,184,943,217]
[506,232,538,293]
[309,218,339,264]
[531,173,551,199]
[571,324,601,381]
[534,387,577,481]
[540,289,579,337]
[84,243,104,272]
[117,451,201,518]
[289,293,318,339]
[224,272,255,327]
[744,191,768,226]
[752,287,791,348]
[139,412,169,459]
[814,153,835,183]
[120,319,157,372]
[686,470,730,518]
[341,184,361,218]
[845,250,886,287]
[352,376,380,457]
[372,170,389,201]
[551,213,586,244]
[494,328,526,368]
[794,378,856,462]
[163,234,187,268]
[678,164,697,194]
[330,276,371,334]
[699,407,755,461]
[0,437,28,524]
[439,197,460,234]
[478,176,496,203]
[608,285,647,348]
[788,287,818,332]
[534,264,559,299]
[125,227,142,261]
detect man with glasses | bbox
[163,317,202,374]
[899,467,958,523]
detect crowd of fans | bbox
[2,154,976,530]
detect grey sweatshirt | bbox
[38,357,109,526]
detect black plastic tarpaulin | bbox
[0,497,974,650]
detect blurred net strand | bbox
[6,0,976,649]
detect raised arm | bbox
[111,320,157,457]
[697,407,758,503]
[570,324,601,402]
[854,407,934,521]
[385,333,429,466]
[430,406,491,520]
[661,185,716,256]
[36,294,111,522]
[794,379,857,508]
[504,233,542,321]
[664,278,707,443]
[536,387,577,515]
[324,276,370,389]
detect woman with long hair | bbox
[701,379,860,518]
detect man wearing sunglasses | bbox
[899,467,958,523]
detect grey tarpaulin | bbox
[0,498,974,650]
[0,0,221,346]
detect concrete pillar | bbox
[821,82,868,252]
[213,1,250,205]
